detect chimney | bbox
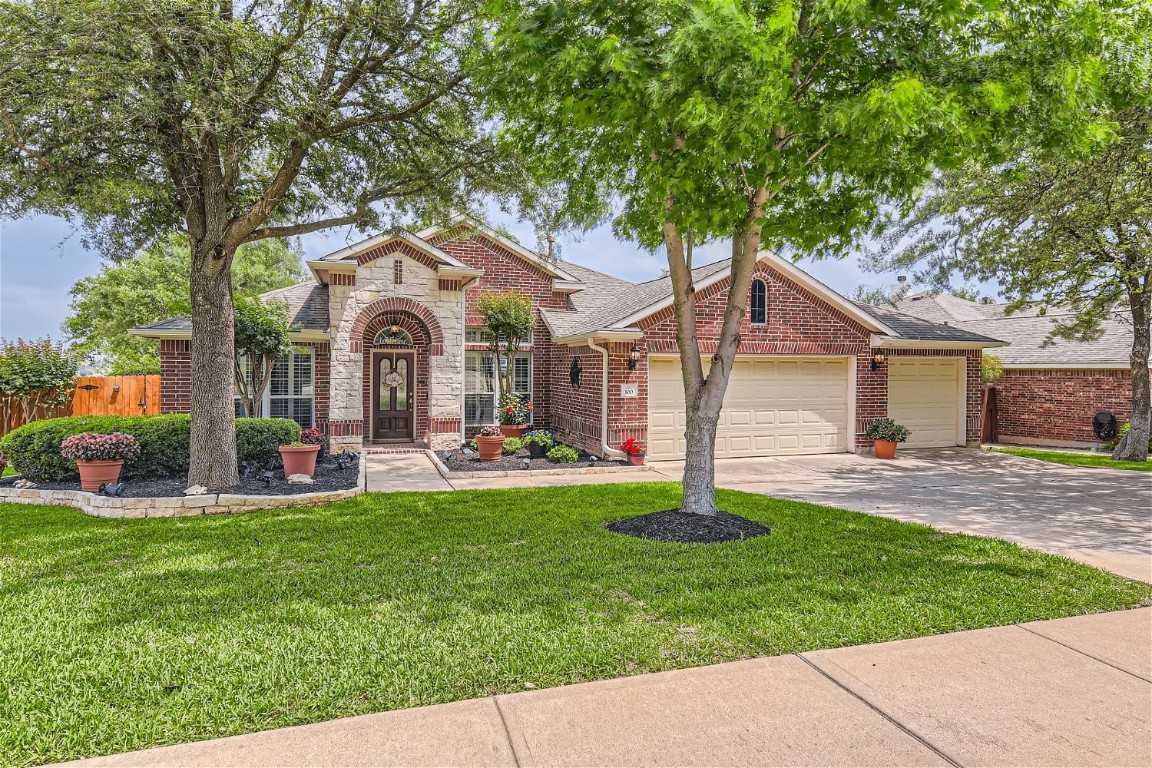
[890,275,909,302]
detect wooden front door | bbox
[372,351,415,440]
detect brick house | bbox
[896,292,1141,448]
[133,216,1006,459]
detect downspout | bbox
[587,337,627,459]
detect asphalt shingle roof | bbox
[896,293,1132,366]
[852,302,1005,344]
[132,283,329,336]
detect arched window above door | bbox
[374,326,414,346]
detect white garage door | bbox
[648,356,850,460]
[887,358,963,448]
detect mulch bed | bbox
[605,509,771,544]
[8,455,359,498]
[440,447,629,473]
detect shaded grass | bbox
[992,446,1152,471]
[0,484,1149,766]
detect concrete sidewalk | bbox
[69,607,1152,767]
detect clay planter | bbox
[873,439,897,459]
[527,441,550,459]
[279,444,321,477]
[76,459,124,492]
[626,453,645,467]
[499,424,528,438]
[475,434,506,461]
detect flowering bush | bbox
[523,430,554,448]
[299,427,325,446]
[59,432,141,463]
[498,393,532,425]
[618,438,645,456]
[478,424,504,438]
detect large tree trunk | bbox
[665,188,769,516]
[188,236,240,489]
[1114,285,1150,462]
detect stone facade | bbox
[327,244,466,452]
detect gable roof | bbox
[308,229,482,283]
[416,215,585,289]
[543,254,1005,349]
[896,292,1131,367]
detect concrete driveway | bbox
[663,448,1151,581]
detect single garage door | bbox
[648,356,850,460]
[887,358,963,448]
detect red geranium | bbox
[618,438,645,456]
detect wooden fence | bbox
[0,375,161,439]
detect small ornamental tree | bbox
[0,338,78,428]
[233,297,294,418]
[476,290,534,399]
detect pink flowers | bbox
[60,432,141,463]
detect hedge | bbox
[0,415,301,482]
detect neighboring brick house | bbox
[896,292,1140,448]
[133,216,1005,458]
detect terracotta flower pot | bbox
[626,453,645,466]
[475,434,506,461]
[279,444,321,477]
[499,424,528,438]
[76,459,124,492]
[873,439,897,459]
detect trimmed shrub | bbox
[547,445,579,463]
[236,417,301,465]
[1,415,300,481]
[501,437,524,455]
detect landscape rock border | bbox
[0,454,366,518]
[427,450,653,479]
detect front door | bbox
[372,351,415,440]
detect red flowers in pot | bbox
[619,438,646,466]
[60,432,141,491]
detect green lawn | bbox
[991,446,1152,471]
[1,485,1149,766]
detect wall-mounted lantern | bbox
[870,350,887,372]
[628,343,642,371]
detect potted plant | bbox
[475,424,506,461]
[60,432,141,491]
[498,393,532,437]
[619,437,646,466]
[300,427,326,460]
[865,418,910,459]
[279,440,321,477]
[523,429,555,459]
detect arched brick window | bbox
[750,278,768,325]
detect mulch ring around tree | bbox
[605,509,771,544]
[10,455,359,498]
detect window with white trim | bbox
[464,351,532,426]
[234,347,315,428]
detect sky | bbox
[0,209,893,343]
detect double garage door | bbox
[647,355,965,460]
[648,356,851,460]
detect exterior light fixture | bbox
[628,343,641,371]
[389,324,400,335]
[870,350,887,372]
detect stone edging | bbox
[0,454,366,519]
[426,450,653,480]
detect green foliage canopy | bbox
[0,337,78,427]
[65,234,306,374]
